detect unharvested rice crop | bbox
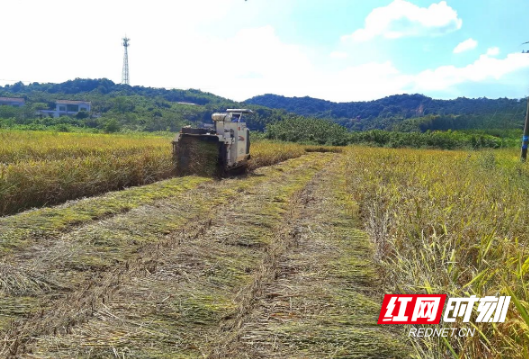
[0,131,173,216]
[0,131,310,216]
[248,140,307,169]
[0,130,166,163]
[344,146,529,358]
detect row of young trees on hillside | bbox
[266,117,350,146]
[264,116,516,149]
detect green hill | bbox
[245,93,526,132]
[0,79,288,132]
[0,79,525,149]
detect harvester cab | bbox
[172,109,253,176]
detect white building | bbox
[39,100,91,118]
[0,97,25,107]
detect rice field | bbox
[344,146,529,358]
[0,131,168,163]
[0,131,308,216]
[2,129,528,358]
[0,151,407,358]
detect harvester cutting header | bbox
[172,109,253,176]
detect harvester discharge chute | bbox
[172,109,252,177]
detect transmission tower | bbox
[122,37,130,85]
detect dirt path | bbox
[0,153,408,358]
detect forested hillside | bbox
[245,93,526,132]
[1,79,526,139]
[0,79,288,132]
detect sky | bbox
[1,0,529,102]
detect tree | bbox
[111,96,135,114]
[102,118,121,133]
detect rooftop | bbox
[0,97,25,102]
[56,100,91,105]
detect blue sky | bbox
[1,0,528,102]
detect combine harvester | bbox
[172,109,253,177]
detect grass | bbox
[0,131,311,216]
[343,146,529,358]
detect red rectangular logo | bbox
[377,294,447,324]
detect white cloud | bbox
[453,38,478,53]
[292,50,529,101]
[0,1,526,102]
[315,62,411,101]
[153,26,316,101]
[329,51,348,59]
[486,47,500,56]
[412,51,529,92]
[342,0,462,42]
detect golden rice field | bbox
[2,129,528,358]
[0,131,168,163]
[344,147,529,359]
[0,131,308,216]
